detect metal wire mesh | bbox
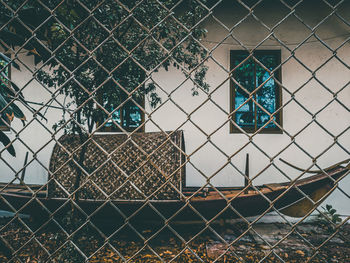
[0,0,349,262]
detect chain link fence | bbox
[0,0,349,262]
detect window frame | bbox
[97,95,145,133]
[0,53,11,131]
[229,50,283,134]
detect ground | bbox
[0,217,349,262]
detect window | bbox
[99,93,145,132]
[0,54,11,131]
[230,50,282,133]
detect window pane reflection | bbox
[256,55,278,128]
[102,97,143,131]
[105,109,121,127]
[233,56,255,127]
[231,50,281,132]
[122,102,142,128]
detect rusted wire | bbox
[0,0,349,262]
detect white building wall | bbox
[1,0,349,217]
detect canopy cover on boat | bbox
[48,131,185,200]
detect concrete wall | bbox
[1,0,349,217]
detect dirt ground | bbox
[0,217,349,263]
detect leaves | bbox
[0,52,19,70]
[0,130,15,156]
[9,102,25,120]
[27,0,209,135]
[0,0,210,151]
[0,52,32,156]
[316,204,342,232]
[1,218,350,262]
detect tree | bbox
[0,0,209,197]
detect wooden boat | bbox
[0,165,348,221]
[0,131,349,221]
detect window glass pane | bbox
[231,51,281,132]
[122,101,142,128]
[102,90,143,131]
[233,55,255,128]
[105,109,121,127]
[255,54,279,128]
[235,88,255,128]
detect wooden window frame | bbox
[0,53,11,131]
[229,50,283,134]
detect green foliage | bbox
[316,204,342,232]
[0,52,26,156]
[1,0,209,135]
[1,1,209,196]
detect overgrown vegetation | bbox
[0,0,209,194]
[316,204,342,232]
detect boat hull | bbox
[0,167,348,221]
